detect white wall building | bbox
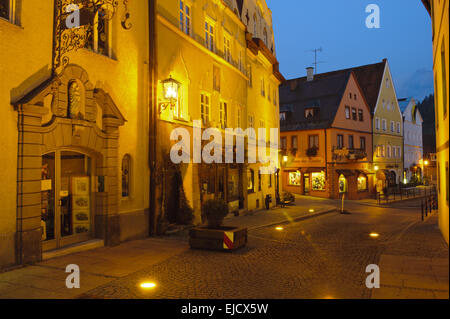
[400,98,424,183]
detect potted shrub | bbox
[189,199,247,251]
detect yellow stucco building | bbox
[155,0,284,226]
[0,0,283,269]
[0,0,151,268]
[423,0,449,245]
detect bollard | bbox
[421,200,424,221]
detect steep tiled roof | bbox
[279,71,352,132]
[289,60,386,114]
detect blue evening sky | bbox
[267,0,434,101]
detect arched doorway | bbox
[15,65,126,263]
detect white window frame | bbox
[219,100,228,129]
[382,119,387,131]
[390,121,395,132]
[205,19,215,52]
[375,117,380,130]
[397,122,401,134]
[201,93,211,125]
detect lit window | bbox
[179,1,191,35]
[289,171,301,186]
[122,154,131,197]
[219,101,228,129]
[201,93,210,125]
[357,175,368,191]
[311,171,325,191]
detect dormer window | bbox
[305,108,319,119]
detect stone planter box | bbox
[189,227,248,251]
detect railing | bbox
[421,194,438,221]
[376,185,437,205]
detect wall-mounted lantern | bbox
[159,77,181,113]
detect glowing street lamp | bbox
[160,77,180,113]
[283,155,289,163]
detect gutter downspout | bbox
[149,0,158,236]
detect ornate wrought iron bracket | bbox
[121,0,132,30]
[52,0,120,73]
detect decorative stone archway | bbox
[14,65,126,264]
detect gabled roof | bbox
[279,71,352,131]
[289,60,387,114]
[398,97,413,113]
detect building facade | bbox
[155,0,284,226]
[280,70,373,200]
[399,98,424,183]
[423,0,449,245]
[0,0,151,269]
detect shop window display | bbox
[311,171,325,191]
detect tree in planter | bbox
[202,199,229,229]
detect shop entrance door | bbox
[42,150,94,251]
[304,174,310,195]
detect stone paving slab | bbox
[0,237,188,299]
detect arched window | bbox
[122,154,131,198]
[68,80,83,119]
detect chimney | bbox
[306,67,314,82]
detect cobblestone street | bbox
[0,196,448,299]
[79,197,448,299]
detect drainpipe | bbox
[148,0,158,236]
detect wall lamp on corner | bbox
[159,77,181,114]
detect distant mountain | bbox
[396,69,434,101]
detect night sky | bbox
[267,0,434,101]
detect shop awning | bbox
[336,169,355,177]
[300,167,325,173]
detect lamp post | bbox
[159,77,181,113]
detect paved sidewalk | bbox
[372,214,449,299]
[0,237,188,299]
